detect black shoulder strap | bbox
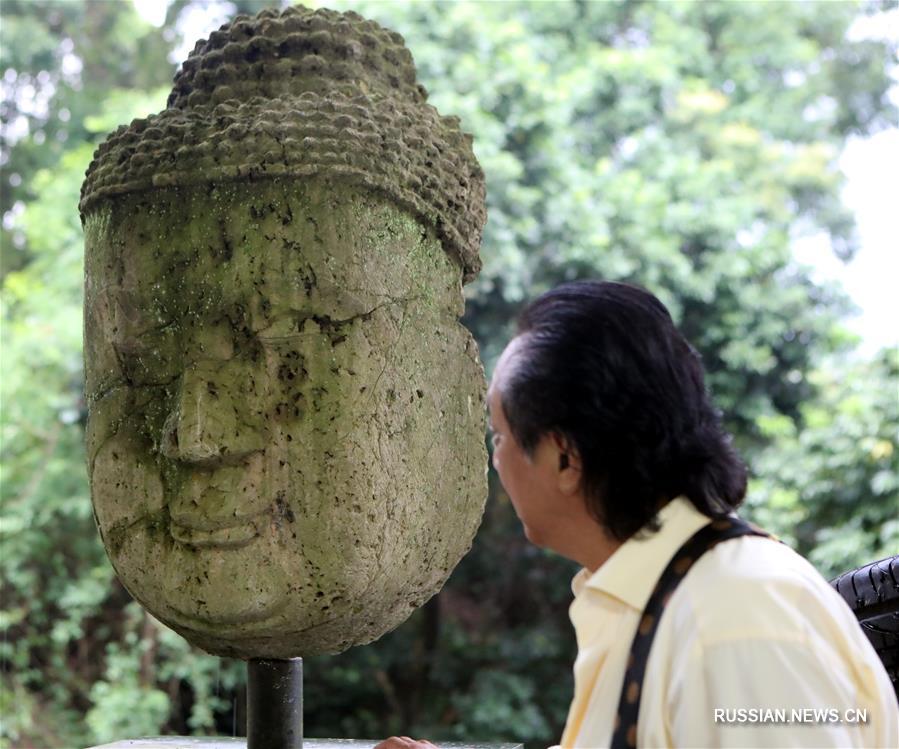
[609,515,775,748]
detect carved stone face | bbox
[83,180,486,658]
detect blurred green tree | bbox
[0,0,174,277]
[1,1,895,747]
[748,348,899,579]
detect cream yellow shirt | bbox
[558,497,899,748]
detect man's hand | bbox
[372,737,437,749]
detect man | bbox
[378,281,898,748]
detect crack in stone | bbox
[80,5,487,658]
[88,422,121,479]
[105,508,170,556]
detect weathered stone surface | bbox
[88,739,523,749]
[79,6,485,282]
[81,7,487,660]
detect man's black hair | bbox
[497,280,747,541]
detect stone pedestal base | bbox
[89,739,523,749]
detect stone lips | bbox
[79,6,486,283]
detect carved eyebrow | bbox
[254,315,302,340]
[111,320,178,353]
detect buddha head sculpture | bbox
[80,6,487,659]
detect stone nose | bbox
[160,359,267,465]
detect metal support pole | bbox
[247,657,303,749]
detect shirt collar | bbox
[572,496,713,611]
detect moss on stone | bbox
[80,6,486,282]
[84,180,487,658]
[82,5,487,660]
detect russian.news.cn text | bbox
[714,708,868,725]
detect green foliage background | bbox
[1,1,896,747]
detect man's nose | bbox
[160,359,267,464]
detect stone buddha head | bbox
[80,6,487,659]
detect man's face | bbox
[487,339,563,549]
[83,182,487,657]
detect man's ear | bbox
[549,432,582,495]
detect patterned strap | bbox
[608,515,775,748]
